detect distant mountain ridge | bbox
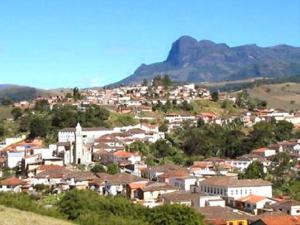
[114,36,300,85]
[0,84,65,102]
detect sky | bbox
[0,0,299,89]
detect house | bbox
[0,177,25,192]
[161,191,225,208]
[110,150,141,165]
[252,148,276,158]
[197,206,250,225]
[64,171,97,190]
[271,200,300,216]
[235,194,277,215]
[197,177,272,203]
[168,176,202,191]
[143,164,183,180]
[127,180,149,199]
[134,182,178,207]
[90,172,147,196]
[32,167,71,186]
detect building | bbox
[271,200,300,216]
[197,206,249,225]
[250,213,300,225]
[161,191,225,208]
[0,177,25,192]
[235,194,277,215]
[197,177,272,203]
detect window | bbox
[238,222,243,225]
[236,189,238,195]
[229,222,234,225]
[240,189,243,195]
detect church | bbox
[58,123,113,165]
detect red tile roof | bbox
[0,177,25,186]
[257,215,300,225]
[237,194,268,204]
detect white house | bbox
[235,194,277,215]
[197,176,272,203]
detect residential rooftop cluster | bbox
[1,80,300,225]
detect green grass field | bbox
[0,206,74,225]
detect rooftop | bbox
[200,176,271,187]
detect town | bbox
[1,76,300,225]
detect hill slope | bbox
[0,206,73,225]
[116,36,300,85]
[246,82,300,110]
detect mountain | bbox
[115,36,300,85]
[0,84,66,102]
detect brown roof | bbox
[271,200,300,208]
[64,171,97,181]
[35,168,71,179]
[142,182,178,192]
[197,206,250,221]
[158,169,189,179]
[94,173,147,185]
[36,165,65,172]
[200,177,271,187]
[161,191,208,202]
[0,177,25,186]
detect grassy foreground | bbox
[0,205,74,225]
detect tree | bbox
[151,139,174,159]
[159,122,168,132]
[197,118,205,128]
[250,122,275,148]
[11,107,22,120]
[152,75,162,87]
[242,161,265,179]
[0,124,5,137]
[34,99,50,111]
[29,116,50,138]
[162,75,172,88]
[180,100,193,111]
[65,92,73,98]
[1,98,13,106]
[211,91,219,102]
[148,204,204,225]
[128,141,150,155]
[91,163,106,173]
[142,79,148,86]
[107,164,119,175]
[72,87,81,100]
[274,120,293,141]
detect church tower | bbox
[75,122,83,164]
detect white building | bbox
[197,176,272,203]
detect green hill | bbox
[0,205,74,225]
[0,84,68,102]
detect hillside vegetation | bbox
[246,82,300,110]
[0,206,74,225]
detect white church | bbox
[57,122,164,165]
